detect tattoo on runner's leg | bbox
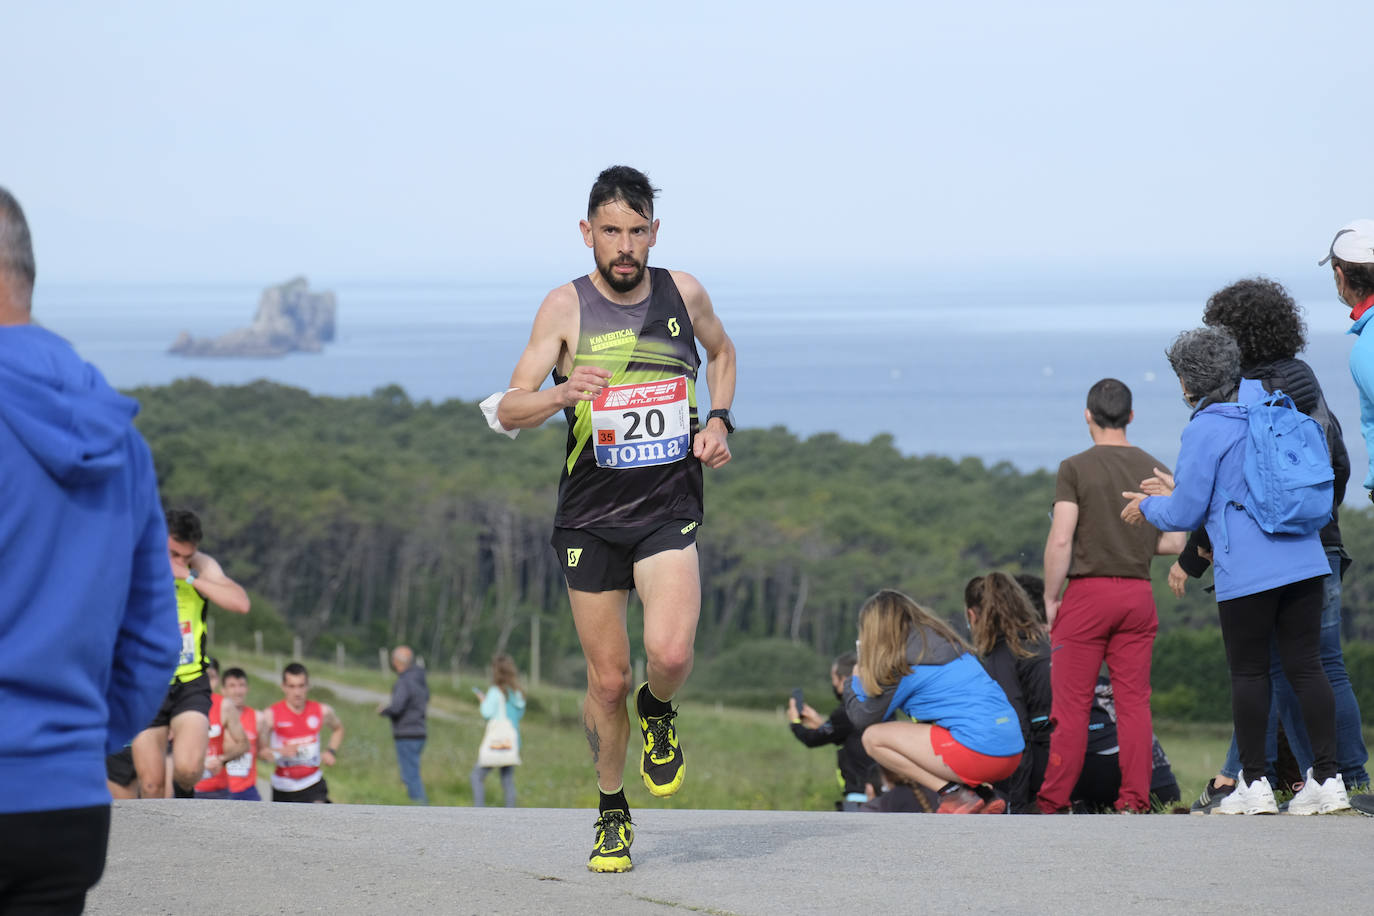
[585,721,601,764]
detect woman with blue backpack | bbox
[1120,327,1349,815]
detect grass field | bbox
[225,654,1370,811]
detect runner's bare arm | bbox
[188,552,251,614]
[321,704,344,764]
[497,285,610,429]
[218,698,250,762]
[255,708,277,763]
[674,271,736,470]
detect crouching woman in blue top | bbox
[843,589,1024,814]
[1122,327,1347,815]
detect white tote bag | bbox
[476,688,521,768]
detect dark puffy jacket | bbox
[1179,357,1349,575]
[379,665,429,739]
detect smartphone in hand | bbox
[791,688,805,712]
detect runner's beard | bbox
[598,256,646,294]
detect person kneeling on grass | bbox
[844,589,1025,814]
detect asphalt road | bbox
[87,800,1373,915]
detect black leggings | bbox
[0,805,109,915]
[1218,576,1336,785]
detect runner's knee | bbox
[645,642,693,681]
[586,665,632,708]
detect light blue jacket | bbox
[843,626,1024,757]
[481,687,526,748]
[1347,309,1374,489]
[1140,379,1329,601]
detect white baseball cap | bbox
[1319,219,1374,266]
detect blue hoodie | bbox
[1139,379,1329,601]
[1347,308,1374,489]
[0,324,180,814]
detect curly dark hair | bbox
[1201,277,1306,365]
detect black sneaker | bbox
[1349,793,1374,817]
[1190,778,1235,816]
[638,683,685,797]
[587,809,634,873]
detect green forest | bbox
[133,379,1374,721]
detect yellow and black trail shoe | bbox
[587,809,634,873]
[637,683,685,797]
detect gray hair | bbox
[1167,327,1241,406]
[0,187,35,299]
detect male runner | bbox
[258,663,345,803]
[131,509,251,798]
[496,165,737,872]
[193,660,250,800]
[219,667,263,800]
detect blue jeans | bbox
[394,737,428,804]
[470,765,516,807]
[1221,550,1369,786]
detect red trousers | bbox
[1037,577,1158,812]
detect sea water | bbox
[36,280,1369,482]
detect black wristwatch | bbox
[707,408,735,434]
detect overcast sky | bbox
[4,1,1370,296]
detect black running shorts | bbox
[551,518,700,593]
[147,673,212,729]
[105,746,137,788]
[272,779,331,803]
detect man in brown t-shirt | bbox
[1037,378,1181,813]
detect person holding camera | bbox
[787,652,876,811]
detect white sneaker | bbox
[1286,768,1351,815]
[1215,776,1279,815]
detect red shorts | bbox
[930,726,1021,785]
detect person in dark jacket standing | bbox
[0,187,181,912]
[787,652,877,811]
[378,646,429,804]
[1176,279,1368,811]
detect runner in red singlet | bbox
[220,667,262,800]
[256,663,344,803]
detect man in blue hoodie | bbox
[0,187,181,912]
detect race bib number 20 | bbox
[591,376,690,469]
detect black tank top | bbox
[553,268,703,528]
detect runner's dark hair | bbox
[1086,378,1132,429]
[165,508,202,545]
[283,662,309,680]
[222,667,248,682]
[1202,277,1306,365]
[588,165,659,220]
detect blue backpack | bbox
[1225,389,1334,536]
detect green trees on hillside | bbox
[133,380,1374,691]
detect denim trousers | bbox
[1220,550,1369,787]
[470,765,517,807]
[394,737,429,804]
